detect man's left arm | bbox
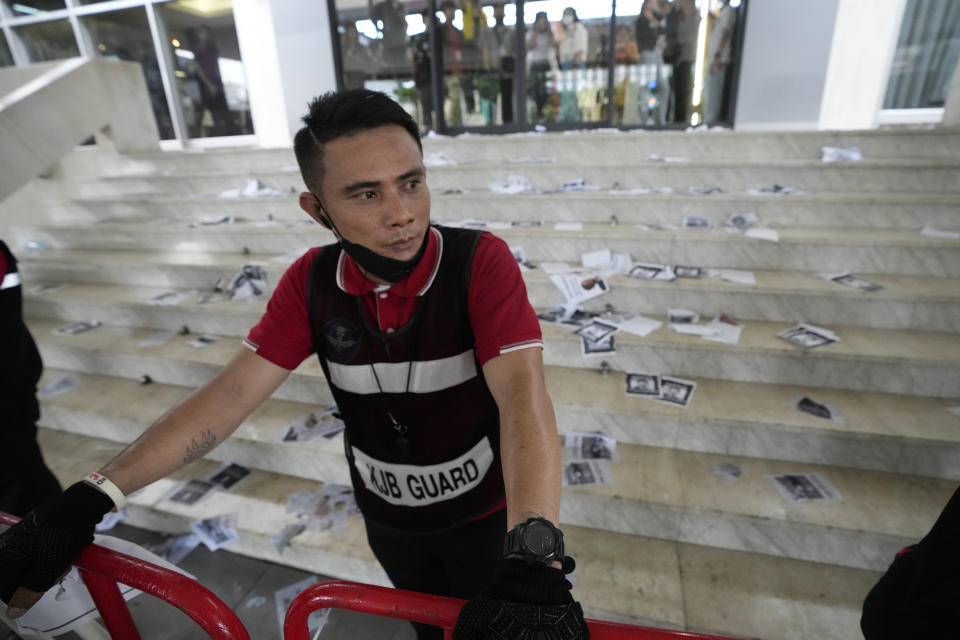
[482,347,562,535]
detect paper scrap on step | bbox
[275,576,330,639]
[218,179,286,199]
[745,228,780,242]
[609,186,672,195]
[191,513,240,551]
[674,265,705,278]
[689,186,724,195]
[53,321,101,336]
[489,175,535,194]
[920,224,960,239]
[166,478,217,506]
[287,484,360,533]
[777,323,839,349]
[37,376,77,399]
[187,334,219,349]
[190,214,236,226]
[821,146,862,163]
[647,154,688,163]
[562,460,613,487]
[625,372,660,397]
[819,271,883,292]
[222,264,268,300]
[629,262,676,281]
[580,333,616,357]
[207,462,252,492]
[550,273,609,305]
[769,473,842,503]
[794,396,844,423]
[713,269,756,285]
[280,406,345,443]
[272,522,306,554]
[564,432,620,463]
[668,309,700,325]
[725,212,759,231]
[613,314,662,337]
[683,216,715,230]
[654,376,697,408]
[747,184,800,196]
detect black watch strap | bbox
[503,517,565,565]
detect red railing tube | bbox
[80,568,142,640]
[284,580,743,640]
[0,512,250,640]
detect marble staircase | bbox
[5,127,960,640]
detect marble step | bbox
[17,249,960,332]
[37,427,881,640]
[33,368,954,573]
[17,221,960,278]
[47,190,960,230]
[60,159,960,199]
[27,322,960,481]
[23,284,960,397]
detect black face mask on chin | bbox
[314,200,430,284]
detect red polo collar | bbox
[336,227,442,298]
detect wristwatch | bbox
[503,517,565,565]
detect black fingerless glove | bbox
[452,558,589,639]
[0,482,114,603]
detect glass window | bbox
[159,0,254,138]
[1,31,14,68]
[2,0,66,17]
[14,19,79,62]
[521,1,610,126]
[82,8,175,140]
[884,0,960,110]
[334,0,433,132]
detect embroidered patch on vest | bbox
[321,318,362,362]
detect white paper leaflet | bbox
[564,432,620,463]
[562,460,613,487]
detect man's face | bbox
[443,7,455,22]
[304,125,430,265]
[493,5,504,21]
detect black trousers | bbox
[0,420,62,517]
[365,509,506,640]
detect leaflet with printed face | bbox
[207,462,252,491]
[777,324,839,349]
[562,460,614,487]
[280,406,345,443]
[655,376,697,408]
[819,271,883,292]
[769,473,842,503]
[725,212,759,231]
[191,513,240,551]
[549,273,610,305]
[53,321,101,336]
[564,432,621,463]
[626,372,660,397]
[683,215,715,229]
[628,262,676,281]
[581,333,616,357]
[165,478,217,506]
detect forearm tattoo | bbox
[183,429,217,464]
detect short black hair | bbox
[293,89,422,195]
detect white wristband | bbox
[83,472,127,511]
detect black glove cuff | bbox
[40,482,115,532]
[486,558,573,606]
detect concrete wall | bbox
[734,0,840,131]
[943,51,960,128]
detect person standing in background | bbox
[557,7,588,71]
[526,11,555,123]
[703,0,735,124]
[0,241,62,518]
[369,0,409,75]
[188,26,236,137]
[665,0,700,124]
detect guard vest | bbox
[1,240,43,423]
[307,226,504,533]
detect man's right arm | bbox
[97,346,290,496]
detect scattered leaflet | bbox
[554,221,584,231]
[512,220,544,228]
[286,483,360,533]
[674,266,705,278]
[683,216,715,230]
[218,179,285,199]
[207,462,251,492]
[36,376,77,399]
[274,576,330,639]
[777,324,839,349]
[145,533,202,566]
[149,291,194,306]
[668,309,699,325]
[549,273,609,305]
[609,186,672,195]
[423,152,456,166]
[581,249,612,270]
[625,372,660,397]
[581,333,615,357]
[612,314,662,337]
[53,321,101,336]
[713,269,756,285]
[794,396,844,423]
[561,178,600,192]
[271,522,306,554]
[700,315,743,346]
[745,228,780,242]
[191,513,241,551]
[821,146,862,163]
[510,246,537,272]
[655,376,697,408]
[574,320,619,343]
[920,224,960,239]
[489,175,535,194]
[629,262,676,281]
[647,154,688,163]
[562,460,613,487]
[486,221,512,230]
[768,473,842,503]
[819,271,883,292]
[564,432,620,463]
[280,407,346,443]
[165,479,217,506]
[224,264,268,300]
[689,186,724,195]
[187,335,219,349]
[748,184,800,196]
[724,212,759,231]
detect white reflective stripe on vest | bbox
[326,349,477,395]
[351,437,494,507]
[0,272,21,290]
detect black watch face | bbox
[522,522,557,556]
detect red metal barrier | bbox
[284,580,742,640]
[0,512,250,640]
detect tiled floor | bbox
[4,523,415,640]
